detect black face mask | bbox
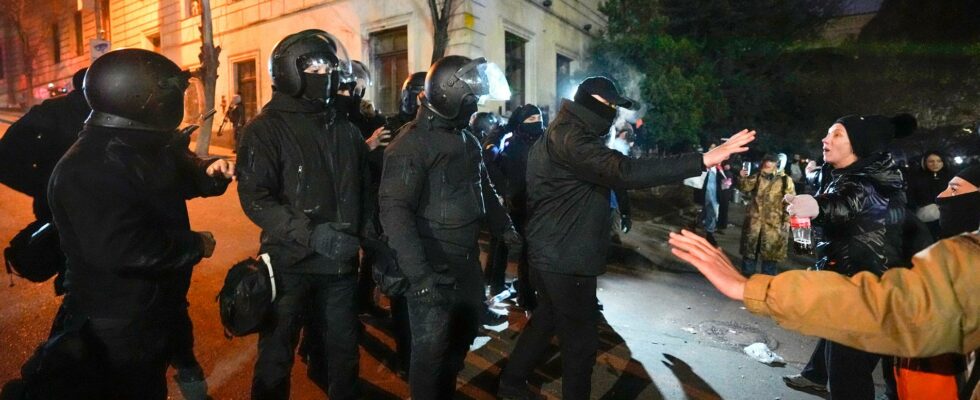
[401,89,422,115]
[937,191,980,239]
[519,121,544,140]
[574,91,617,128]
[302,73,331,103]
[454,96,479,128]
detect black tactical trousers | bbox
[406,255,484,400]
[500,268,600,400]
[801,338,882,400]
[251,272,359,400]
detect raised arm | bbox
[669,229,980,358]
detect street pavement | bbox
[0,118,890,399]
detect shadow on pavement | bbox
[661,353,721,400]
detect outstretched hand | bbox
[703,129,756,168]
[668,229,747,300]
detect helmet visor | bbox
[298,52,341,75]
[455,57,511,105]
[298,32,352,77]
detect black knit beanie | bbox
[835,113,917,158]
[955,164,980,188]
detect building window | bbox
[370,27,408,116]
[188,0,202,17]
[556,54,572,108]
[99,0,111,41]
[74,11,84,56]
[52,23,61,63]
[146,33,161,53]
[505,32,527,112]
[234,59,258,122]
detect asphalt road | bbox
[0,118,889,399]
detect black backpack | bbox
[4,220,64,283]
[218,255,277,337]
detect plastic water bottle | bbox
[790,216,813,255]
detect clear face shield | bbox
[454,57,511,105]
[345,60,372,97]
[297,32,352,76]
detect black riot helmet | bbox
[83,49,190,132]
[468,112,500,140]
[339,60,371,98]
[399,72,427,115]
[269,29,352,104]
[423,56,511,126]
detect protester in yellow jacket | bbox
[669,229,978,356]
[668,229,980,398]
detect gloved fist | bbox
[620,214,632,234]
[502,229,524,261]
[197,231,216,258]
[784,194,819,218]
[309,222,360,262]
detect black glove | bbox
[309,222,360,262]
[620,214,632,234]
[502,229,524,261]
[363,237,407,296]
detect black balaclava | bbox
[937,165,980,238]
[301,72,332,105]
[514,104,543,141]
[454,95,479,129]
[574,89,617,125]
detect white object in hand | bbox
[784,194,819,218]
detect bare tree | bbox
[194,0,221,156]
[0,0,39,109]
[427,0,457,63]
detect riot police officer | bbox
[236,29,373,400]
[379,55,521,399]
[44,48,232,399]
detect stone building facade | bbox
[1,0,604,149]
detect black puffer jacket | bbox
[48,125,229,318]
[236,93,374,273]
[525,99,703,276]
[814,152,905,276]
[379,107,513,288]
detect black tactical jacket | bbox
[48,125,229,318]
[0,90,90,219]
[814,152,906,276]
[379,107,513,288]
[236,93,374,274]
[525,99,703,276]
